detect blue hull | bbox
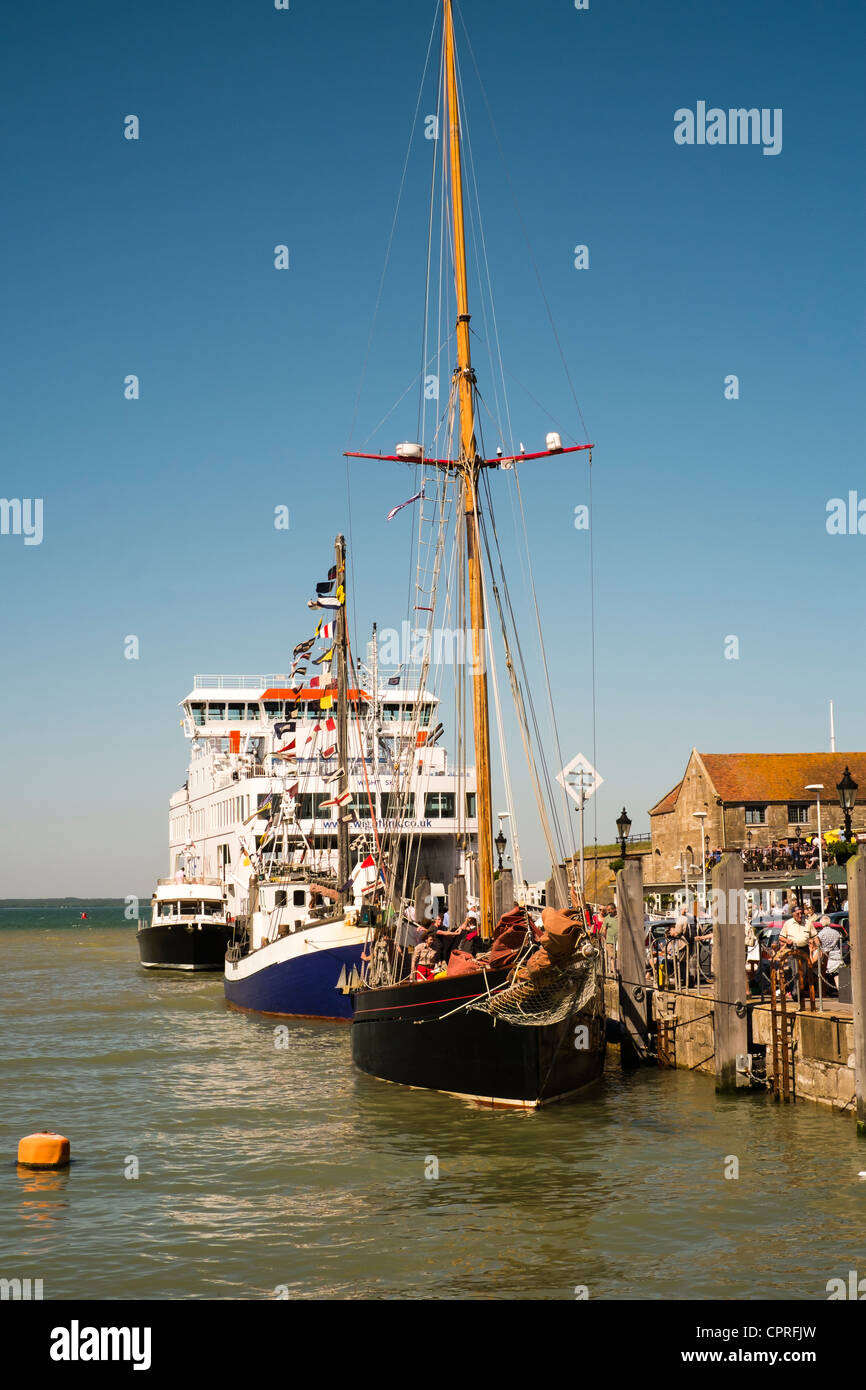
[224,941,363,1020]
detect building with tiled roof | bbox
[646,749,866,888]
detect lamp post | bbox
[693,811,708,919]
[616,807,631,861]
[837,765,858,843]
[806,784,825,913]
[571,770,593,898]
[495,826,507,872]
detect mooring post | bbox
[847,852,866,1136]
[448,874,466,934]
[546,864,568,911]
[712,852,749,1092]
[617,856,649,1067]
[414,877,432,927]
[493,868,514,927]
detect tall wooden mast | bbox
[335,533,350,906]
[444,0,495,940]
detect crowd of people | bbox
[694,837,849,875]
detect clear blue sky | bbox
[1,0,863,895]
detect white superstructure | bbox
[167,673,478,921]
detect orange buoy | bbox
[17,1131,70,1169]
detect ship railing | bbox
[156,876,224,888]
[193,675,291,689]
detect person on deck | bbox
[433,913,462,963]
[456,911,483,957]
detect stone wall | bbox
[646,751,722,884]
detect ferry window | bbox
[298,793,328,819]
[382,792,415,817]
[274,891,287,908]
[293,889,306,906]
[419,704,432,726]
[207,703,226,721]
[425,792,455,818]
[246,703,261,720]
[227,702,244,721]
[264,702,282,718]
[190,703,205,726]
[383,704,399,722]
[466,793,477,818]
[202,901,221,916]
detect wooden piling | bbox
[712,852,749,1092]
[847,852,866,1136]
[448,875,466,933]
[546,864,568,911]
[414,877,432,926]
[617,856,649,1067]
[493,869,514,927]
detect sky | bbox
[1,0,864,896]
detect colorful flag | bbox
[319,693,333,710]
[314,595,341,610]
[313,648,333,665]
[321,621,335,640]
[341,811,356,824]
[321,745,336,758]
[387,674,401,686]
[360,854,376,870]
[326,766,345,783]
[287,782,299,796]
[293,638,315,657]
[322,789,353,808]
[274,721,296,739]
[316,580,334,596]
[386,487,425,522]
[325,716,336,732]
[275,740,295,753]
[328,564,337,580]
[309,676,321,689]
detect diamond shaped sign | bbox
[557,752,603,805]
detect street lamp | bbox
[570,770,593,898]
[616,807,631,860]
[693,811,708,918]
[495,826,507,871]
[805,784,825,913]
[837,766,858,842]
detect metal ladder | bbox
[769,963,796,1102]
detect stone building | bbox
[646,750,866,888]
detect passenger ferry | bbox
[143,590,477,1007]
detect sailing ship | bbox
[347,0,606,1106]
[144,531,477,994]
[223,535,479,1019]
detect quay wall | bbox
[604,979,856,1114]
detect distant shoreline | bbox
[0,898,151,907]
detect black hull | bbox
[137,923,230,971]
[351,969,606,1107]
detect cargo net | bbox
[469,939,606,1028]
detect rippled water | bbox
[2,908,865,1300]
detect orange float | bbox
[17,1131,70,1168]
